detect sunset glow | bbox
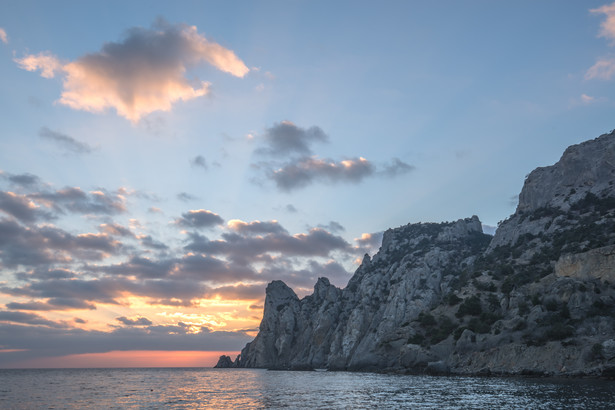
[1,1,615,368]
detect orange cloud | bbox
[0,28,7,44]
[14,21,249,123]
[585,57,615,80]
[591,2,615,44]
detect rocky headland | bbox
[216,130,615,377]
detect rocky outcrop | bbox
[214,355,236,368]
[233,129,615,377]
[555,245,615,282]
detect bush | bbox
[418,312,436,327]
[467,318,490,334]
[592,343,604,360]
[445,292,462,306]
[456,295,483,318]
[430,316,457,344]
[407,334,425,345]
[545,323,574,340]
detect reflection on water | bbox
[0,368,614,409]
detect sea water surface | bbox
[1,368,614,409]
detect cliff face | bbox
[224,130,615,377]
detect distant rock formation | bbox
[214,355,236,368]
[230,129,615,377]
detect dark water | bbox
[0,368,614,409]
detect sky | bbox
[1,0,615,368]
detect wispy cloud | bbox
[15,20,249,123]
[585,57,615,80]
[587,3,615,80]
[591,2,615,44]
[39,127,94,154]
[190,155,208,170]
[0,28,8,44]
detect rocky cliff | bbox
[219,130,615,377]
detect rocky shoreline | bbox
[216,130,615,378]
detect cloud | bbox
[227,219,288,235]
[39,127,94,154]
[285,204,297,213]
[585,57,615,80]
[270,157,375,191]
[15,20,249,123]
[177,192,198,202]
[138,235,169,250]
[354,232,383,248]
[204,284,265,300]
[581,94,595,104]
[257,121,328,157]
[0,191,53,223]
[0,28,7,44]
[4,173,41,188]
[31,187,126,215]
[15,52,62,78]
[317,221,345,233]
[116,316,153,326]
[591,2,615,44]
[191,155,208,170]
[0,218,121,268]
[185,227,351,263]
[0,311,63,327]
[98,223,133,237]
[175,209,224,229]
[6,299,96,311]
[379,157,415,177]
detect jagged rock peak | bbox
[265,280,298,305]
[517,129,615,213]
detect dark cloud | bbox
[204,284,265,301]
[285,204,297,213]
[191,155,208,170]
[6,299,96,311]
[99,223,133,237]
[13,299,95,311]
[379,157,415,177]
[39,127,94,154]
[0,191,54,222]
[270,157,375,191]
[257,259,351,290]
[138,235,169,250]
[31,187,126,216]
[15,268,77,281]
[177,253,255,283]
[185,227,351,263]
[0,311,63,327]
[257,121,328,157]
[116,316,153,326]
[0,219,120,268]
[175,209,223,229]
[317,221,345,233]
[99,256,175,279]
[177,192,198,202]
[5,172,41,187]
[227,219,288,235]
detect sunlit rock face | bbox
[236,130,615,377]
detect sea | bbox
[1,368,614,409]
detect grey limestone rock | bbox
[233,129,615,377]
